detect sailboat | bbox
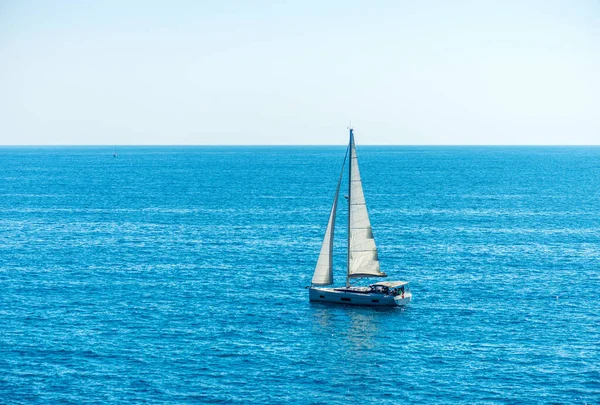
[308,128,412,307]
[113,146,118,158]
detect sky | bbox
[0,0,598,145]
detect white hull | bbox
[309,287,411,307]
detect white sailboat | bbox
[308,128,412,307]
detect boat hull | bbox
[308,287,411,307]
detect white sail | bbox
[312,197,338,285]
[348,133,386,278]
[312,147,348,286]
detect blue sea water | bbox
[0,146,599,404]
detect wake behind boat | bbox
[308,128,412,307]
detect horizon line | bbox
[2,144,600,147]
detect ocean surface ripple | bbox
[0,146,599,404]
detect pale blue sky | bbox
[0,0,598,145]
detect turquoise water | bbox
[1,146,599,404]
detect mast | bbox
[346,128,353,287]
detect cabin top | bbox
[371,281,409,288]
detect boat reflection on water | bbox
[310,304,402,351]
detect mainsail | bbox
[347,130,386,279]
[312,146,348,286]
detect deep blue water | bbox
[1,146,599,404]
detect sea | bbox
[0,146,599,404]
